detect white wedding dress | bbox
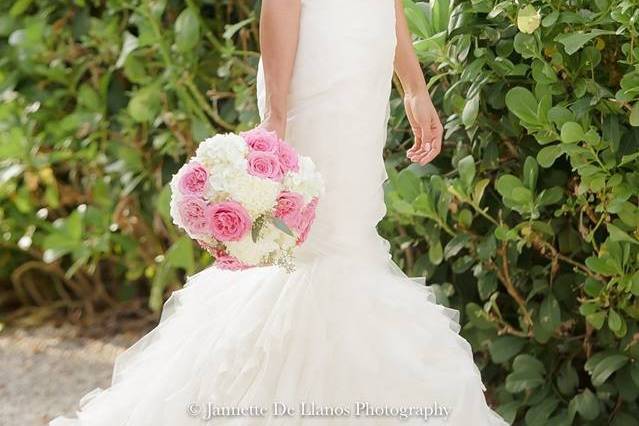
[51,0,509,425]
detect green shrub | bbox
[378,0,639,423]
[0,0,261,314]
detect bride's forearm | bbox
[393,0,427,97]
[259,0,301,121]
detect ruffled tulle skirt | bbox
[50,245,507,425]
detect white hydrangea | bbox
[195,133,248,168]
[169,168,185,229]
[283,156,325,203]
[226,233,278,265]
[206,162,247,198]
[225,174,280,218]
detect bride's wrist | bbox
[265,94,287,119]
[400,75,427,98]
[403,86,428,99]
[264,111,286,124]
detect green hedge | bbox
[1,0,639,424]
[0,0,260,313]
[379,0,639,424]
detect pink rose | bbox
[296,197,318,245]
[178,162,208,196]
[178,196,211,235]
[215,252,249,270]
[241,127,279,153]
[274,191,304,230]
[246,151,283,181]
[208,200,251,241]
[277,140,299,173]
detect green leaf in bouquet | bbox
[251,216,266,242]
[271,216,295,238]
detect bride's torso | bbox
[257,0,397,261]
[258,0,396,106]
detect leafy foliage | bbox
[379,0,639,423]
[0,0,260,316]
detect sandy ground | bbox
[0,324,145,426]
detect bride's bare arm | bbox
[259,0,301,139]
[393,0,443,165]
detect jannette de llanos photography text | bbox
[186,401,450,422]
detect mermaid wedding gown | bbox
[51,0,508,424]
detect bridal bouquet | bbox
[169,128,324,272]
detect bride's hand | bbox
[259,113,287,140]
[404,91,443,165]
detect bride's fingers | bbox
[419,144,440,165]
[407,128,422,157]
[408,140,428,160]
[407,128,433,164]
[406,145,421,157]
[408,139,430,163]
[407,135,420,153]
[418,126,433,154]
[417,127,442,165]
[411,147,432,165]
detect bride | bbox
[51,0,509,424]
